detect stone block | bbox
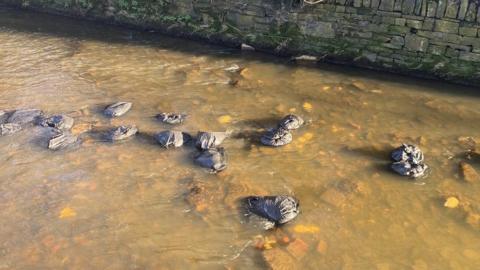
[395,18,406,25]
[445,0,459,18]
[434,20,459,34]
[445,47,460,57]
[465,2,477,22]
[459,27,478,37]
[422,18,435,31]
[405,34,429,52]
[383,35,405,49]
[436,0,448,18]
[300,21,335,38]
[428,44,447,55]
[402,0,416,14]
[379,0,395,11]
[459,52,480,62]
[427,0,437,17]
[406,19,422,29]
[458,0,469,20]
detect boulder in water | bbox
[194,147,227,173]
[242,195,300,230]
[260,127,292,147]
[195,131,228,150]
[7,109,43,126]
[48,131,78,150]
[0,110,8,123]
[37,115,74,130]
[106,125,138,141]
[104,102,132,117]
[156,113,187,125]
[155,130,191,148]
[390,144,428,178]
[278,114,304,130]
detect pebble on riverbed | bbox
[104,102,132,117]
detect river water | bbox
[1,7,480,270]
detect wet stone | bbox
[7,109,43,126]
[104,102,132,117]
[155,130,191,148]
[261,127,292,147]
[156,113,187,125]
[196,131,228,150]
[224,64,244,74]
[242,195,299,230]
[390,144,428,178]
[194,147,227,173]
[262,244,297,270]
[459,161,480,183]
[48,131,78,151]
[278,114,304,130]
[184,179,225,213]
[106,125,138,141]
[0,123,22,136]
[37,115,74,130]
[0,110,8,123]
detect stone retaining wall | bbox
[2,0,480,85]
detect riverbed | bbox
[1,7,480,270]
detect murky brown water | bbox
[1,7,480,270]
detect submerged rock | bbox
[106,125,138,141]
[0,123,22,136]
[224,64,245,74]
[37,115,74,130]
[459,161,480,183]
[48,131,78,150]
[261,127,292,147]
[278,114,304,130]
[196,131,228,150]
[104,102,132,117]
[0,110,8,123]
[156,113,187,125]
[390,144,428,178]
[183,179,225,213]
[242,195,299,230]
[155,130,191,148]
[194,147,227,173]
[7,109,43,126]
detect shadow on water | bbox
[1,6,480,98]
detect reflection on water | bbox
[1,7,480,270]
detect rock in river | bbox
[37,115,74,130]
[196,131,228,150]
[156,113,187,125]
[0,110,8,123]
[261,127,292,147]
[104,102,132,117]
[0,123,22,136]
[155,130,191,148]
[106,125,138,141]
[242,195,299,230]
[459,161,480,183]
[48,131,78,150]
[278,114,304,130]
[390,144,428,178]
[194,147,227,173]
[7,109,43,126]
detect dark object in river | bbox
[0,110,8,123]
[260,127,292,147]
[242,195,300,230]
[48,131,78,150]
[194,147,227,173]
[155,130,191,148]
[104,102,132,117]
[0,123,22,136]
[390,144,428,178]
[156,113,187,125]
[37,115,74,130]
[278,114,304,130]
[196,131,228,150]
[106,125,138,141]
[7,109,43,126]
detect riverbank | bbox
[2,0,480,86]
